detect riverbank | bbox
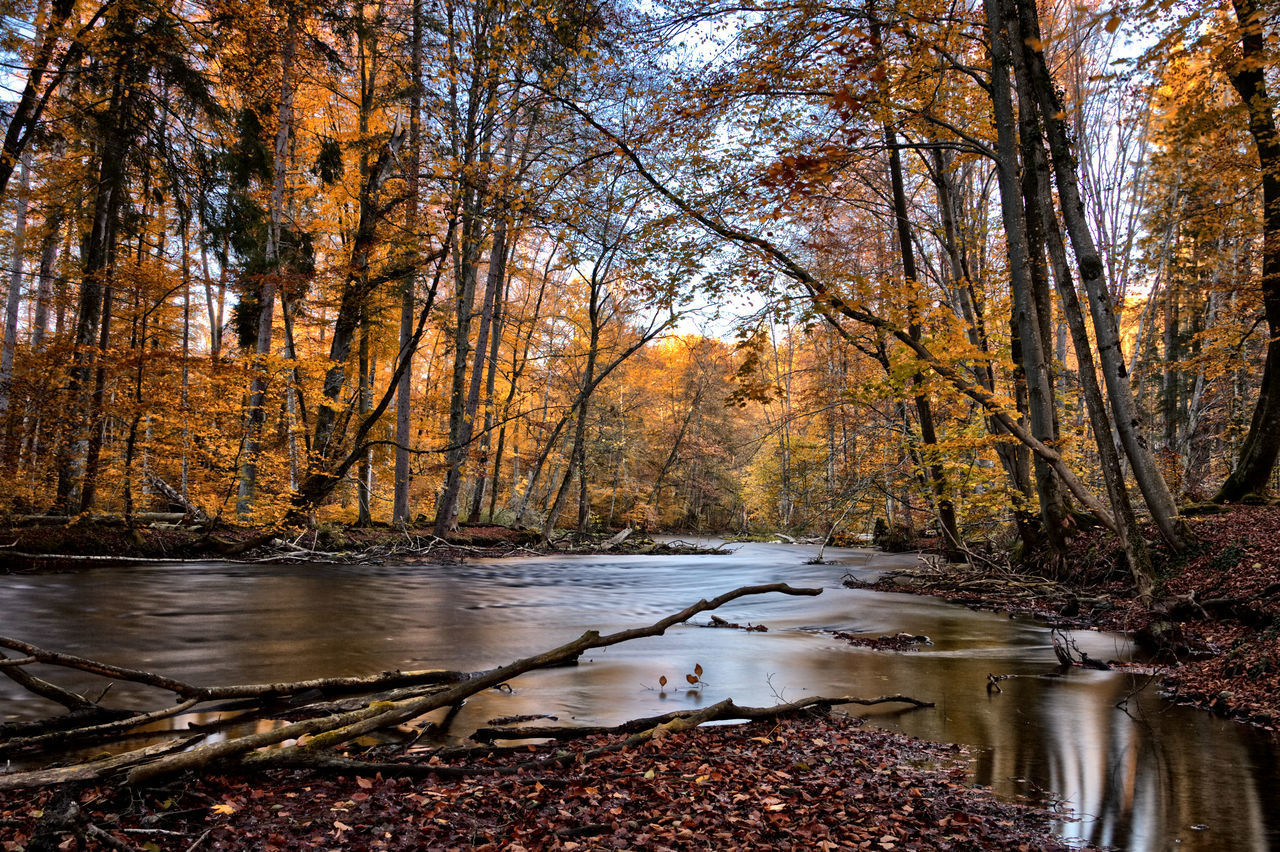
[861,504,1280,731]
[0,520,715,569]
[0,713,1085,851]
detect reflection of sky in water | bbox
[1,542,1276,850]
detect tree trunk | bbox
[55,36,132,512]
[1012,0,1185,549]
[32,195,63,349]
[879,105,964,562]
[0,155,31,420]
[356,325,373,526]
[470,256,507,523]
[985,0,1069,554]
[393,0,423,524]
[236,10,297,516]
[1215,0,1280,501]
[491,264,549,521]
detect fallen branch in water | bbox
[252,693,934,779]
[0,583,879,790]
[470,693,933,744]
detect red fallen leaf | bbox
[356,776,374,789]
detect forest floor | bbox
[0,714,1084,851]
[860,504,1280,731]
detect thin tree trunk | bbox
[491,262,550,520]
[878,101,964,562]
[393,0,423,524]
[32,198,62,349]
[357,325,373,526]
[237,9,297,516]
[0,155,31,421]
[1013,0,1185,548]
[986,0,1069,553]
[470,258,507,523]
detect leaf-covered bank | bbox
[861,505,1280,729]
[0,715,1085,852]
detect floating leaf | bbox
[659,675,667,687]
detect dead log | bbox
[143,474,209,524]
[0,738,200,791]
[0,635,470,703]
[0,584,824,789]
[599,526,633,551]
[247,694,934,779]
[126,583,825,785]
[470,694,933,743]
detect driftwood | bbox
[470,694,933,744]
[258,694,935,780]
[0,583,827,788]
[598,526,633,551]
[0,583,935,791]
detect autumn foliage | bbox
[0,0,1276,572]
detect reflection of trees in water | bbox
[848,637,1278,852]
[1036,673,1272,851]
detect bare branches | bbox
[0,584,843,790]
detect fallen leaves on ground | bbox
[0,715,1086,851]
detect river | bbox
[2,541,1277,850]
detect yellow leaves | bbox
[210,802,237,816]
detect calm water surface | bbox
[2,541,1277,850]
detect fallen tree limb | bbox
[131,583,825,785]
[0,698,202,758]
[144,474,209,525]
[242,693,934,778]
[599,526,633,551]
[470,694,933,743]
[0,737,200,791]
[0,649,99,712]
[0,583,827,790]
[0,635,471,703]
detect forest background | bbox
[1,0,1276,592]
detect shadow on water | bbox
[1,541,1277,850]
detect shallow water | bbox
[2,541,1277,850]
